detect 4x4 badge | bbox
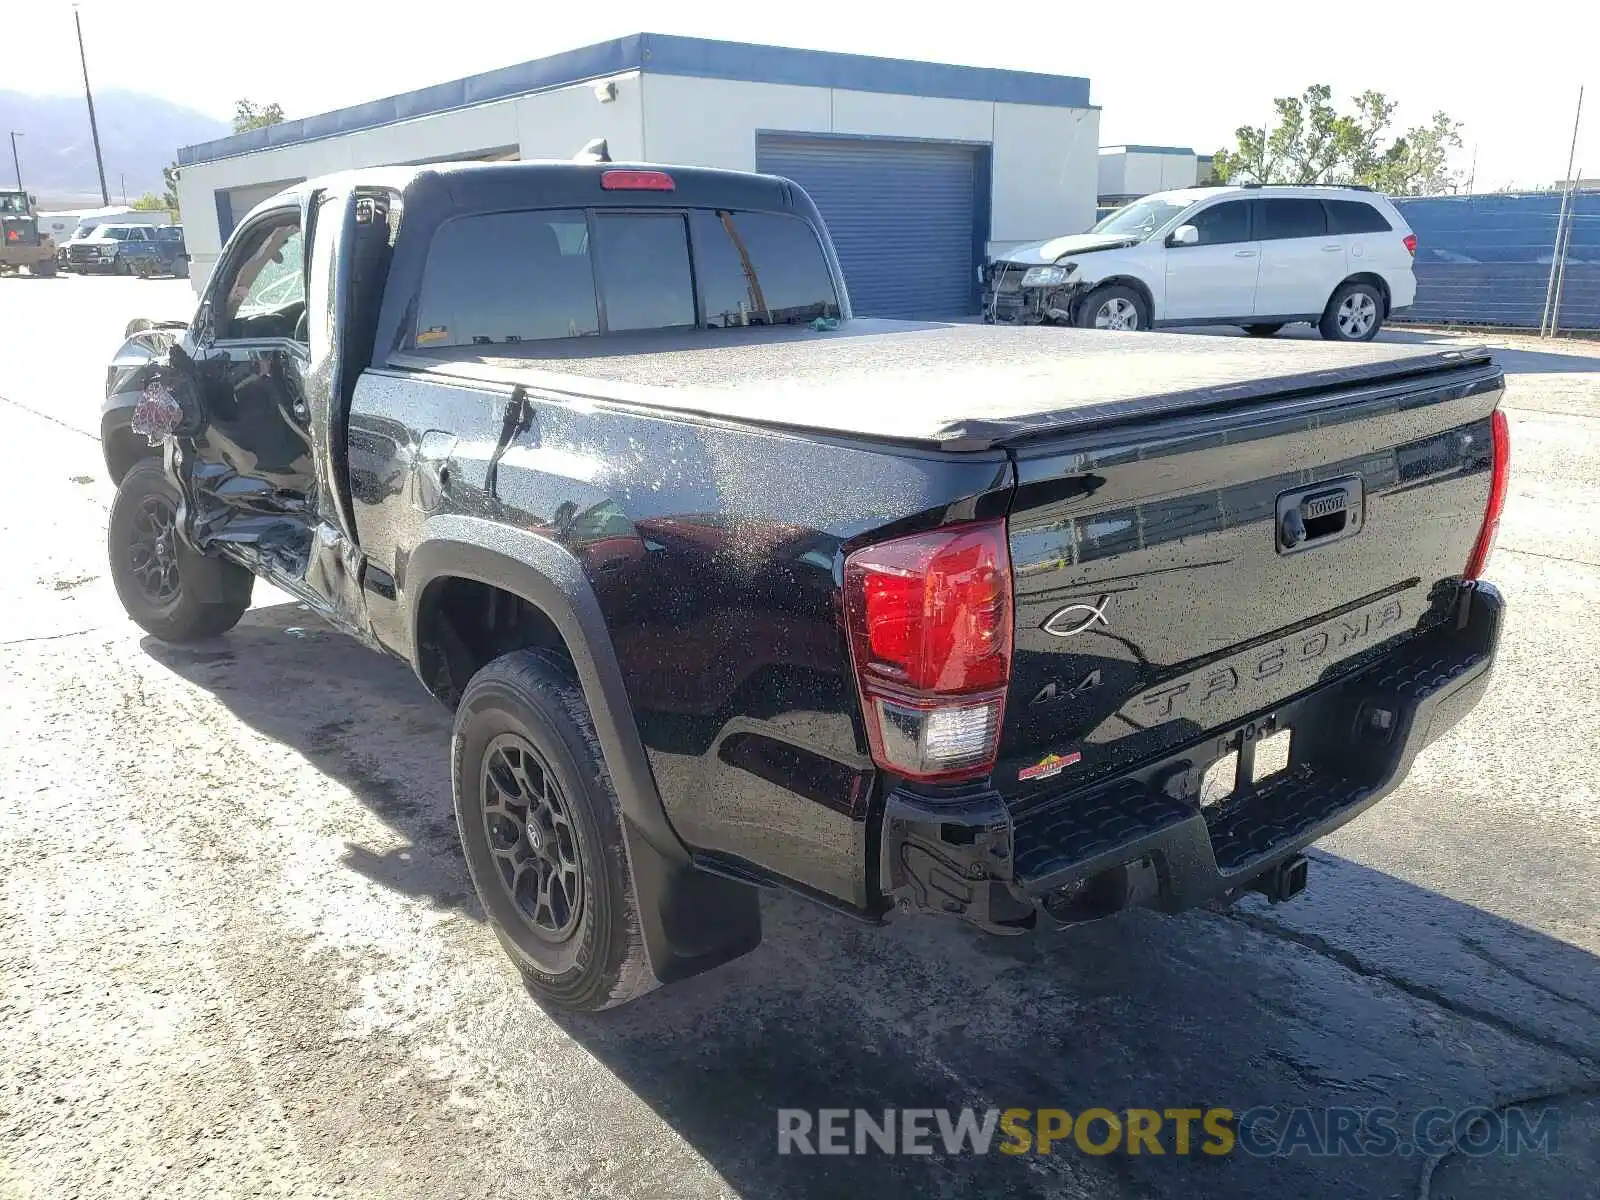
[1043,597,1110,638]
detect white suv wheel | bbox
[1094,297,1140,331]
[1336,292,1377,338]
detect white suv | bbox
[985,185,1417,341]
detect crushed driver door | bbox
[162,195,373,642]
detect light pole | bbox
[8,132,22,193]
[73,4,110,206]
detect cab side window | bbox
[1187,201,1251,245]
[217,218,306,342]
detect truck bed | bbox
[390,320,1494,451]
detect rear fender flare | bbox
[405,514,685,865]
[406,515,764,984]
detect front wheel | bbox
[1076,284,1149,332]
[452,649,655,1012]
[30,259,57,278]
[107,459,253,642]
[1243,323,1283,337]
[1319,282,1384,342]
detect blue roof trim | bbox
[638,33,1089,108]
[178,33,1091,166]
[1100,144,1196,156]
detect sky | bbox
[16,0,1600,192]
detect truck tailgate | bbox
[997,358,1505,809]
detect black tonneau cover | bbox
[389,320,1494,452]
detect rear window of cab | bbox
[412,207,840,349]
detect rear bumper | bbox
[880,582,1503,930]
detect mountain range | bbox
[0,89,229,209]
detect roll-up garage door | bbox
[757,135,981,319]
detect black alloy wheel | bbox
[480,732,584,942]
[127,494,181,605]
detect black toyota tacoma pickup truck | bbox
[102,161,1508,1012]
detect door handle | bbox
[1234,249,1257,258]
[1322,245,1343,252]
[1276,475,1364,555]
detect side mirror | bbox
[1170,225,1199,247]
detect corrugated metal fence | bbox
[1391,191,1600,329]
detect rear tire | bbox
[1319,282,1384,342]
[1075,284,1150,332]
[452,649,655,1013]
[114,256,132,276]
[30,259,57,278]
[1243,323,1283,337]
[107,459,252,642]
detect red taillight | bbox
[1403,233,1417,256]
[1465,408,1510,580]
[843,520,1012,782]
[600,169,675,192]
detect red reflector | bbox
[600,169,675,192]
[1403,233,1417,256]
[844,520,1012,782]
[1465,408,1510,581]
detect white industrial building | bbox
[175,33,1099,317]
[1097,145,1210,207]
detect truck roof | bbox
[392,322,1494,452]
[252,159,813,226]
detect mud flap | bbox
[622,816,764,984]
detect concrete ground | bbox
[0,274,1595,1199]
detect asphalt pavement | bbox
[0,273,1595,1199]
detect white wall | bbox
[176,72,643,291]
[1159,153,1198,191]
[992,101,1099,248]
[640,74,828,169]
[1099,149,1198,198]
[1098,150,1127,196]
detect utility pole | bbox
[1541,86,1583,338]
[1549,164,1582,338]
[73,4,110,207]
[8,132,22,192]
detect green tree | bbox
[1212,125,1278,188]
[1364,111,1465,195]
[131,193,167,211]
[1212,86,1462,195]
[161,162,180,213]
[1268,84,1355,184]
[232,99,286,134]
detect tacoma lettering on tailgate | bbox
[1129,598,1405,723]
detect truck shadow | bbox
[141,600,1600,1200]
